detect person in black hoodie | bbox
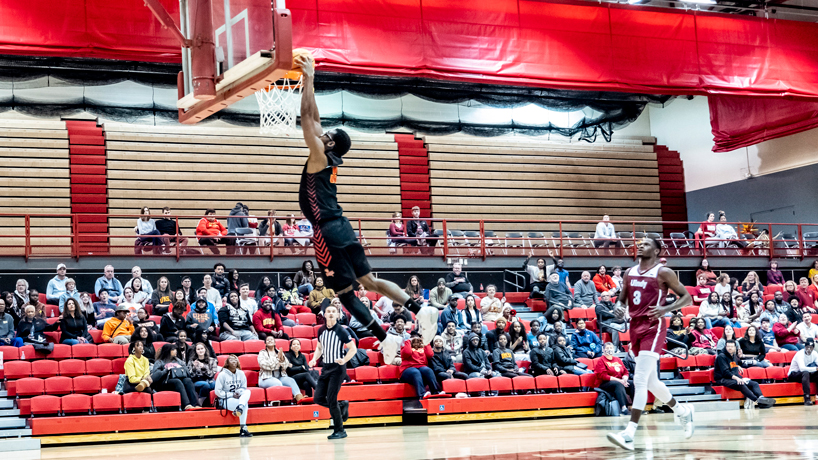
[462,333,498,379]
[131,327,156,362]
[160,301,188,342]
[714,340,776,409]
[16,305,57,354]
[285,338,319,397]
[59,298,93,344]
[212,263,230,298]
[466,321,489,355]
[546,321,567,348]
[186,298,217,344]
[529,333,565,376]
[430,335,468,384]
[492,334,527,378]
[485,317,509,358]
[553,335,592,375]
[595,292,626,351]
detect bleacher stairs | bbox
[0,384,39,451]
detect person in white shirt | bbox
[374,295,394,319]
[714,212,739,248]
[593,215,620,248]
[124,266,153,296]
[714,274,732,298]
[201,275,222,310]
[786,338,818,405]
[214,354,253,437]
[797,313,818,343]
[239,283,258,316]
[698,292,730,329]
[480,285,509,322]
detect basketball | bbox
[292,48,314,71]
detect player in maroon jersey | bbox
[607,237,694,451]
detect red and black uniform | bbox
[626,264,668,357]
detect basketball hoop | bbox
[255,70,303,135]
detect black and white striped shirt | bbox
[317,323,352,364]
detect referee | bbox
[310,303,356,439]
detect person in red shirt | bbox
[399,335,442,399]
[593,265,617,296]
[195,209,227,254]
[694,212,717,248]
[797,277,818,311]
[692,274,712,306]
[595,342,630,415]
[252,296,289,341]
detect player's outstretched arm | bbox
[649,267,693,320]
[298,57,328,174]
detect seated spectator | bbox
[374,295,394,320]
[308,276,335,315]
[151,277,173,316]
[349,296,382,339]
[694,212,717,247]
[123,340,152,394]
[544,274,573,312]
[117,287,141,318]
[131,327,157,361]
[125,266,154,296]
[689,318,717,355]
[742,271,765,301]
[573,272,598,309]
[11,278,29,312]
[440,321,463,361]
[699,292,730,329]
[715,324,737,352]
[791,294,818,320]
[257,336,303,402]
[58,278,80,313]
[784,279,799,300]
[130,278,150,308]
[155,206,189,250]
[714,212,741,248]
[740,292,764,326]
[224,202,250,256]
[255,277,274,303]
[738,325,770,368]
[486,318,509,354]
[219,292,258,341]
[257,209,282,248]
[253,296,289,341]
[460,295,484,332]
[15,305,57,354]
[187,298,218,344]
[467,321,489,355]
[593,265,617,296]
[571,318,602,359]
[553,335,592,375]
[78,292,96,327]
[134,206,165,250]
[92,290,117,328]
[541,305,565,333]
[187,342,217,405]
[787,338,818,405]
[595,342,630,415]
[102,305,134,344]
[430,335,468,385]
[767,261,785,286]
[26,289,46,319]
[480,285,509,322]
[382,317,411,365]
[134,308,161,339]
[774,313,804,351]
[798,312,818,343]
[507,320,530,361]
[407,206,437,254]
[529,333,563,377]
[196,209,227,254]
[285,339,319,397]
[294,260,316,297]
[388,303,413,326]
[399,336,442,399]
[405,275,424,304]
[281,215,298,248]
[238,283,258,316]
[59,298,92,345]
[715,339,776,409]
[445,263,473,297]
[439,297,464,334]
[773,291,791,316]
[593,215,620,248]
[691,274,712,306]
[201,275,222,311]
[0,298,19,347]
[46,263,68,305]
[668,314,692,352]
[3,292,20,324]
[547,321,567,346]
[387,212,413,251]
[279,277,303,309]
[160,302,188,342]
[714,274,732,298]
[758,318,781,353]
[523,251,550,298]
[696,259,718,286]
[596,292,626,351]
[214,355,253,437]
[212,263,230,299]
[151,343,200,410]
[429,278,452,311]
[755,300,779,328]
[462,332,498,379]
[526,320,542,349]
[492,334,526,378]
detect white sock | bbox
[670,402,686,415]
[624,421,638,437]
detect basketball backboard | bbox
[144,0,293,123]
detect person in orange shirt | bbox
[593,265,617,297]
[196,208,227,254]
[102,305,135,344]
[595,342,630,415]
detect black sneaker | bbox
[757,397,776,409]
[328,431,347,440]
[341,401,349,422]
[239,427,253,437]
[805,397,814,406]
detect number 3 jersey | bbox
[626,263,666,319]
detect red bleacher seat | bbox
[219,341,244,355]
[577,358,593,368]
[355,366,378,383]
[30,395,61,416]
[153,341,168,351]
[442,379,467,394]
[247,387,267,406]
[18,345,35,359]
[244,340,265,354]
[292,325,315,339]
[557,374,580,392]
[123,392,152,412]
[681,306,698,316]
[660,357,678,371]
[266,386,293,404]
[484,322,496,331]
[245,371,259,388]
[44,305,60,318]
[97,343,126,358]
[465,378,490,394]
[579,372,596,389]
[44,376,73,395]
[281,326,294,337]
[4,361,31,380]
[676,356,697,369]
[89,329,104,344]
[50,344,72,360]
[735,327,747,337]
[73,375,101,394]
[767,352,787,366]
[359,337,379,350]
[766,284,783,294]
[365,350,380,365]
[296,313,316,325]
[346,368,356,381]
[85,358,113,376]
[112,357,127,374]
[275,339,290,352]
[153,391,182,411]
[217,355,228,367]
[61,393,92,415]
[307,339,319,352]
[745,367,767,381]
[100,374,120,393]
[210,342,221,354]
[511,376,536,393]
[0,345,19,360]
[766,366,787,381]
[535,375,559,392]
[238,354,260,371]
[695,354,716,369]
[31,360,59,378]
[378,365,400,382]
[92,393,122,414]
[71,343,98,359]
[489,377,513,394]
[16,377,45,397]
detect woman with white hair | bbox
[12,279,29,312]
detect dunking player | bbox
[295,55,438,349]
[607,237,695,451]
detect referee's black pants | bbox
[315,363,347,432]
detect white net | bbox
[255,74,303,135]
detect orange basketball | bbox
[292,48,315,71]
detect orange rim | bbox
[260,70,303,92]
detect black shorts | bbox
[313,217,371,291]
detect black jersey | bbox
[299,165,344,226]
